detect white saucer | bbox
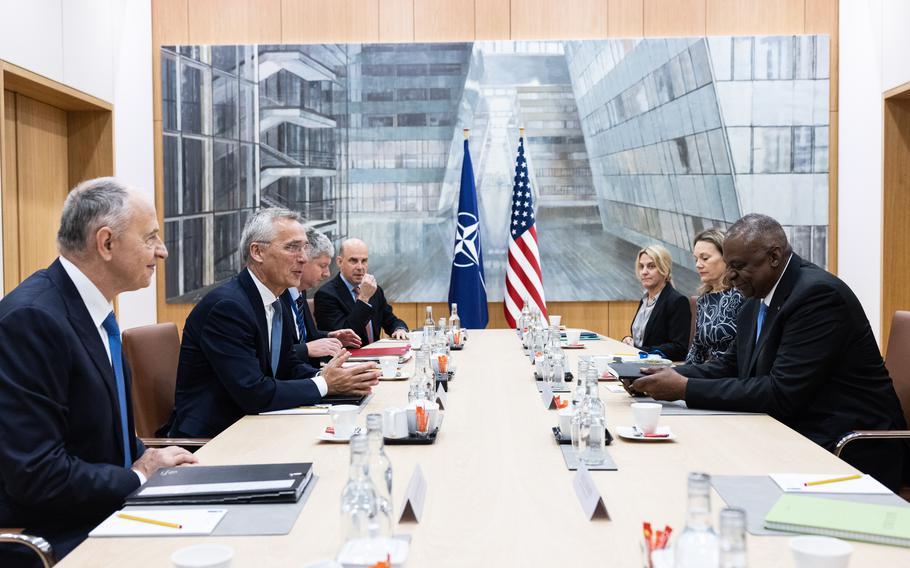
[561,342,585,349]
[318,429,354,443]
[379,371,410,381]
[616,426,675,441]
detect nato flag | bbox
[447,138,489,328]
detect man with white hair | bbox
[0,178,197,564]
[281,228,361,362]
[170,209,380,439]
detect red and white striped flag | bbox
[504,135,547,327]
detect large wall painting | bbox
[160,37,829,303]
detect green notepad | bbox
[764,494,910,548]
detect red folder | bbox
[347,346,410,358]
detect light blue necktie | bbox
[755,302,768,345]
[270,299,283,376]
[101,312,132,468]
[289,295,307,342]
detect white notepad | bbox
[770,473,892,494]
[89,508,227,537]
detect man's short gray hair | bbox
[57,177,133,255]
[239,208,305,265]
[726,213,791,254]
[305,228,334,260]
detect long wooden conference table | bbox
[60,330,906,566]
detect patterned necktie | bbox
[101,312,132,468]
[353,286,374,344]
[270,299,283,376]
[755,302,768,345]
[290,294,307,342]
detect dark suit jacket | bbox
[631,281,691,361]
[0,259,145,559]
[314,274,408,345]
[281,288,328,362]
[677,254,907,488]
[170,270,322,438]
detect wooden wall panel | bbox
[881,96,910,352]
[643,0,704,36]
[187,0,282,44]
[607,300,639,339]
[152,0,189,46]
[608,0,643,37]
[282,0,380,43]
[415,0,475,42]
[475,0,511,40]
[67,111,114,185]
[390,302,418,331]
[2,90,18,293]
[378,0,414,43]
[14,95,68,280]
[805,0,837,112]
[548,301,610,335]
[827,110,837,275]
[705,0,805,35]
[511,0,608,39]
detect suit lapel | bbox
[745,254,801,374]
[333,274,356,313]
[641,283,671,347]
[300,289,319,338]
[238,270,271,372]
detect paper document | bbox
[260,406,330,415]
[770,473,892,494]
[138,479,295,497]
[89,508,226,537]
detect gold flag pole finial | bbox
[519,127,525,138]
[463,128,470,139]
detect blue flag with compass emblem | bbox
[447,138,488,328]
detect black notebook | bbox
[320,393,367,406]
[126,462,313,506]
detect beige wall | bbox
[151,0,839,336]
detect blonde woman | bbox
[685,229,743,364]
[622,244,691,361]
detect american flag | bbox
[504,135,547,328]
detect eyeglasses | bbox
[255,241,308,255]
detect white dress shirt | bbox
[58,256,146,484]
[247,270,327,396]
[761,253,793,308]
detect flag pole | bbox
[463,128,470,139]
[519,126,525,138]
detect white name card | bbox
[398,464,427,523]
[435,383,448,410]
[540,381,557,409]
[573,465,610,521]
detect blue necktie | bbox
[755,302,768,345]
[290,295,307,342]
[101,312,132,468]
[270,299,283,377]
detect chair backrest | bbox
[307,297,315,315]
[885,311,910,426]
[122,323,180,438]
[688,295,698,346]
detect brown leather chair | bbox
[122,323,208,448]
[307,297,315,314]
[688,295,698,346]
[0,531,56,566]
[835,311,910,498]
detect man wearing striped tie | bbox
[0,178,198,565]
[283,228,361,363]
[314,238,409,345]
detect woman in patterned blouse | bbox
[685,229,744,364]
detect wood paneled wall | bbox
[151,0,839,336]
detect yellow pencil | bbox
[803,473,862,487]
[117,513,182,529]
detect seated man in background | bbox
[282,228,361,362]
[634,214,906,490]
[170,210,380,439]
[315,237,409,345]
[0,178,197,565]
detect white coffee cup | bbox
[409,330,424,349]
[789,536,853,568]
[382,407,408,438]
[379,356,398,377]
[171,544,234,568]
[558,407,574,434]
[549,315,561,327]
[591,356,613,379]
[631,402,662,435]
[329,404,359,438]
[566,329,581,345]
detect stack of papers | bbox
[90,509,226,537]
[770,473,892,494]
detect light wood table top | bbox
[60,330,906,566]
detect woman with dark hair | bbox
[622,244,692,361]
[685,229,743,364]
